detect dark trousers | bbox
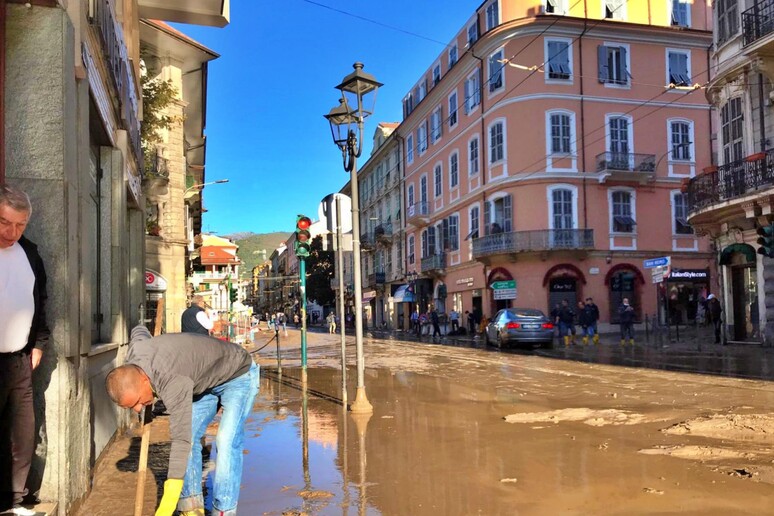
[451,320,459,331]
[620,322,634,340]
[0,353,34,508]
[432,323,441,337]
[713,319,722,343]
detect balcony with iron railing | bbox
[596,152,656,183]
[366,271,386,287]
[687,149,774,215]
[375,222,393,242]
[360,232,376,251]
[472,229,595,260]
[743,0,774,47]
[406,201,431,224]
[421,253,446,274]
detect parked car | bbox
[484,308,554,349]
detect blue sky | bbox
[172,1,477,235]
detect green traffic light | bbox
[756,223,774,258]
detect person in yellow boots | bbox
[618,298,636,346]
[585,297,600,344]
[105,326,259,516]
[557,299,576,347]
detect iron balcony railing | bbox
[472,229,594,258]
[687,149,774,213]
[421,253,446,273]
[406,201,430,220]
[596,152,656,173]
[367,271,386,287]
[360,233,375,250]
[375,222,393,240]
[742,0,774,46]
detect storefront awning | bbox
[719,243,756,266]
[362,290,377,303]
[392,284,415,302]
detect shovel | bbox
[134,405,153,516]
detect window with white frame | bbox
[431,107,443,143]
[420,175,428,203]
[434,164,442,197]
[418,121,428,153]
[449,91,458,128]
[407,134,414,164]
[607,115,631,160]
[450,152,459,188]
[448,214,460,250]
[603,0,626,20]
[551,189,574,230]
[465,71,481,113]
[489,48,505,92]
[672,192,692,235]
[408,235,415,264]
[489,121,505,163]
[611,190,636,233]
[671,0,689,27]
[717,0,739,46]
[486,0,499,31]
[449,44,458,68]
[721,97,744,164]
[407,184,415,208]
[489,195,512,233]
[418,80,427,102]
[549,111,573,154]
[468,21,479,46]
[468,206,480,240]
[403,92,414,117]
[432,63,441,86]
[667,50,690,86]
[670,120,693,161]
[428,226,437,255]
[598,44,629,86]
[421,229,428,258]
[469,137,480,175]
[546,39,571,81]
[544,0,568,15]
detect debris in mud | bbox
[500,478,518,483]
[639,445,750,460]
[381,415,394,419]
[504,408,647,426]
[662,414,774,442]
[598,442,609,450]
[298,489,334,500]
[643,488,664,495]
[728,468,754,478]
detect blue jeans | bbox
[179,362,259,514]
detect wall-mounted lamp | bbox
[605,255,612,264]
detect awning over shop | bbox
[362,290,377,303]
[719,243,756,265]
[392,284,415,302]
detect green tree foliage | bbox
[305,235,335,307]
[140,49,179,177]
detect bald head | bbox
[105,364,154,413]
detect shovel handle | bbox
[134,406,153,516]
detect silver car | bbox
[484,308,555,349]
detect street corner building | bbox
[395,0,717,333]
[1,0,228,513]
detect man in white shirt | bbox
[0,185,49,516]
[181,295,214,336]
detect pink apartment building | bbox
[400,0,714,331]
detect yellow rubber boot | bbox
[564,335,570,347]
[593,334,599,345]
[582,336,589,346]
[629,338,635,346]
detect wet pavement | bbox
[79,331,774,515]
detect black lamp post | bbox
[324,63,382,414]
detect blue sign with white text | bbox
[643,257,670,269]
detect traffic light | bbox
[230,287,238,303]
[295,214,312,258]
[757,223,774,258]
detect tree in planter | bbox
[305,235,335,308]
[140,50,179,179]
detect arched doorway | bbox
[605,264,645,323]
[543,264,586,314]
[487,267,515,315]
[719,243,758,341]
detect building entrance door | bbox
[731,265,758,341]
[549,277,577,313]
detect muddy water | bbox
[239,337,774,515]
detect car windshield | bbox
[507,308,545,318]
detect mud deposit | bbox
[78,335,774,515]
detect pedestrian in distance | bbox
[411,310,420,336]
[327,312,336,334]
[293,313,300,328]
[465,310,475,335]
[0,185,49,516]
[181,295,213,336]
[585,297,600,345]
[105,326,259,516]
[280,313,288,337]
[707,294,723,344]
[557,299,576,347]
[431,309,442,338]
[449,308,460,333]
[618,297,636,345]
[577,300,593,345]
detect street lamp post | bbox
[184,178,229,195]
[325,62,382,414]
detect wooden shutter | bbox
[597,45,608,83]
[504,194,512,232]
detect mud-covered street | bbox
[79,332,774,515]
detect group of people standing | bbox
[551,298,601,347]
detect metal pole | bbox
[275,324,281,375]
[300,256,308,385]
[348,138,373,413]
[336,195,348,407]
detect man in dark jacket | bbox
[430,309,442,338]
[0,185,49,516]
[181,295,213,335]
[558,300,576,347]
[618,297,636,345]
[106,327,259,516]
[707,294,723,344]
[585,297,600,344]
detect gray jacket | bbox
[126,326,252,478]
